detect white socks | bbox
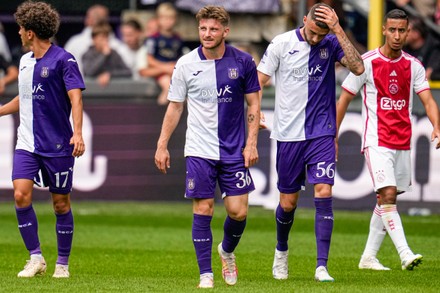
[362,205,386,257]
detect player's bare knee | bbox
[192,199,214,216]
[279,201,297,212]
[379,187,397,204]
[227,208,247,221]
[14,191,32,207]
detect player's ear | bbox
[223,26,230,38]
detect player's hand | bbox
[243,146,258,168]
[259,111,267,129]
[432,129,440,149]
[314,5,340,31]
[155,148,171,174]
[70,133,85,157]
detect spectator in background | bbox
[0,53,18,95]
[403,17,440,80]
[0,22,12,62]
[64,4,125,73]
[395,0,437,19]
[145,3,185,105]
[137,17,160,80]
[144,17,159,39]
[82,22,132,87]
[119,19,146,80]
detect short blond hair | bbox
[156,3,177,17]
[196,5,229,27]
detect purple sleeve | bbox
[63,53,85,91]
[244,55,261,94]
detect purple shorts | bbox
[12,149,75,195]
[276,136,336,194]
[184,156,255,199]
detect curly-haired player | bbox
[0,1,85,278]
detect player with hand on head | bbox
[0,1,85,278]
[154,5,260,288]
[337,9,440,271]
[257,3,364,282]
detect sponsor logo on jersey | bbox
[228,68,238,79]
[40,67,49,78]
[201,85,233,103]
[288,49,299,55]
[380,97,406,110]
[192,70,203,76]
[20,83,46,100]
[320,48,329,59]
[67,58,77,63]
[390,70,397,76]
[20,66,27,71]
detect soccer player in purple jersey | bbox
[154,5,260,288]
[257,3,364,282]
[0,1,85,278]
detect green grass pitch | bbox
[0,201,439,292]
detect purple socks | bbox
[192,214,213,274]
[221,216,246,253]
[55,210,74,265]
[16,205,41,255]
[315,197,333,268]
[275,203,295,251]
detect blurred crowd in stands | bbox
[1,0,440,105]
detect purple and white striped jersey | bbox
[258,29,344,141]
[17,45,85,157]
[168,44,260,161]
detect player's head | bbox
[302,3,331,46]
[196,5,230,50]
[382,9,409,52]
[15,1,60,44]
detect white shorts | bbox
[364,146,412,193]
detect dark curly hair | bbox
[14,1,60,40]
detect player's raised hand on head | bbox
[70,133,85,157]
[155,148,171,174]
[314,5,340,31]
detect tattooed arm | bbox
[315,5,364,75]
[243,91,260,168]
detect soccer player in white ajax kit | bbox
[154,5,260,289]
[0,1,85,278]
[257,3,364,282]
[337,9,440,271]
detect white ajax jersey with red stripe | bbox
[341,48,429,150]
